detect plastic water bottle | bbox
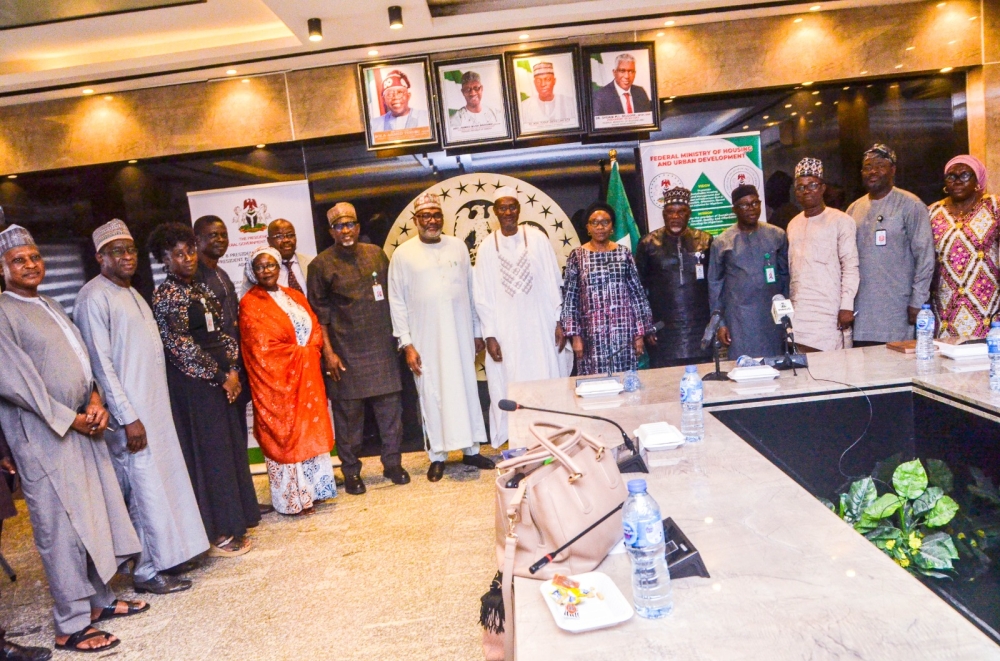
[623,369,641,392]
[622,479,673,619]
[915,304,935,362]
[988,321,1000,393]
[680,365,704,442]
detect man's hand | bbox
[474,337,486,355]
[123,420,148,454]
[323,347,347,382]
[0,457,15,475]
[837,309,855,330]
[83,393,109,436]
[907,306,921,326]
[555,324,567,352]
[571,336,584,362]
[633,336,646,357]
[644,331,658,347]
[717,326,732,346]
[404,345,423,377]
[222,369,241,404]
[485,337,503,362]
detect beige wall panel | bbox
[985,0,1000,64]
[285,65,364,141]
[980,63,1000,177]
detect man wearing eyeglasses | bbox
[307,203,410,495]
[786,158,860,352]
[239,219,313,298]
[846,144,934,346]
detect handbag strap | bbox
[502,481,526,661]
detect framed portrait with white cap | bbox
[358,57,438,151]
[434,55,512,148]
[582,42,659,135]
[505,46,583,139]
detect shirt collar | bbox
[614,82,632,96]
[2,290,41,303]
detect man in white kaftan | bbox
[388,193,494,482]
[75,220,209,595]
[474,188,566,447]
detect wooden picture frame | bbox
[358,57,439,151]
[583,42,659,135]
[505,46,583,140]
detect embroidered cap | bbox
[662,187,691,207]
[532,62,554,76]
[731,184,759,204]
[93,219,133,252]
[0,224,35,257]
[795,157,824,180]
[327,202,357,225]
[863,143,897,165]
[413,192,442,214]
[493,187,518,204]
[381,70,411,93]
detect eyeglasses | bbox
[331,221,358,231]
[415,212,444,221]
[735,200,762,210]
[494,203,519,213]
[588,218,613,227]
[944,171,975,184]
[252,261,280,274]
[107,246,139,258]
[270,232,295,241]
[794,182,823,192]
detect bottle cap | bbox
[627,479,647,494]
[685,365,697,373]
[922,304,931,310]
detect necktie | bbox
[284,261,304,294]
[623,93,633,114]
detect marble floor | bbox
[0,451,498,660]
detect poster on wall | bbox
[506,46,582,138]
[638,132,765,234]
[186,180,318,287]
[435,56,512,147]
[583,42,658,134]
[358,57,437,150]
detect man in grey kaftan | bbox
[0,225,141,639]
[76,220,209,593]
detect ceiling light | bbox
[784,104,793,108]
[669,95,677,99]
[843,86,850,90]
[743,125,749,129]
[941,67,954,72]
[389,5,403,29]
[368,49,379,56]
[308,18,322,41]
[860,70,868,74]
[802,81,813,86]
[809,4,821,10]
[763,115,769,119]
[242,78,250,84]
[82,89,94,95]
[103,95,113,101]
[128,159,138,164]
[665,20,675,26]
[519,34,529,40]
[815,101,822,106]
[948,40,957,45]
[665,99,673,103]
[793,17,803,23]
[969,16,978,21]
[895,64,903,68]
[226,69,237,75]
[256,144,266,149]
[807,111,813,115]
[791,111,798,116]
[905,46,915,51]
[811,90,819,95]
[656,31,665,37]
[6,175,16,179]
[937,2,946,6]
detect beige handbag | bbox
[495,422,627,660]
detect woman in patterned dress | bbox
[561,202,654,375]
[149,222,260,557]
[930,155,1000,338]
[239,247,336,516]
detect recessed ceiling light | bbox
[948,40,957,45]
[784,104,793,108]
[866,84,874,88]
[743,125,749,129]
[226,69,237,75]
[833,101,839,105]
[969,15,978,21]
[895,64,903,68]
[860,70,868,75]
[843,86,850,90]
[905,46,915,51]
[7,175,16,179]
[793,17,803,23]
[519,34,529,40]
[809,4,821,10]
[256,144,266,149]
[937,2,946,7]
[368,49,379,56]
[811,90,819,95]
[941,67,954,72]
[815,101,822,106]
[665,99,673,103]
[656,31,665,37]
[128,159,138,164]
[242,78,250,84]
[103,95,113,101]
[791,111,798,116]
[82,89,94,95]
[669,95,677,99]
[807,111,813,115]
[665,20,675,26]
[763,115,770,119]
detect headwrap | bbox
[662,187,691,207]
[327,202,357,225]
[945,155,988,191]
[731,184,759,204]
[244,246,282,286]
[92,219,133,252]
[795,157,824,180]
[381,70,410,93]
[583,201,616,225]
[532,62,554,76]
[863,143,897,165]
[0,224,35,257]
[493,187,518,204]
[413,192,442,213]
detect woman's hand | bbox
[223,369,242,403]
[555,324,567,352]
[571,336,584,361]
[633,336,646,358]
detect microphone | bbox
[498,399,647,473]
[771,294,794,332]
[699,310,724,352]
[604,320,665,376]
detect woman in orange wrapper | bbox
[239,247,336,515]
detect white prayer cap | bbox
[413,193,442,213]
[493,187,518,204]
[327,202,357,225]
[244,246,282,286]
[0,224,35,257]
[532,62,554,76]
[93,219,133,252]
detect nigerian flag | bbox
[607,159,641,252]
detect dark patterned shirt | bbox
[153,275,239,385]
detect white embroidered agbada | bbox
[388,235,488,454]
[474,226,564,447]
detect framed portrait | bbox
[435,56,512,148]
[358,57,438,151]
[505,46,583,139]
[583,43,659,135]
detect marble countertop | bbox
[508,347,1000,660]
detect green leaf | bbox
[925,495,959,527]
[917,569,952,579]
[443,70,464,85]
[914,532,959,569]
[913,486,943,516]
[893,460,928,500]
[516,60,533,74]
[967,467,1000,504]
[865,526,903,548]
[865,493,905,520]
[872,452,903,486]
[925,459,953,493]
[842,477,876,523]
[854,513,880,533]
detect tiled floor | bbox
[0,451,497,660]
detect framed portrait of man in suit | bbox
[358,57,439,151]
[583,43,659,135]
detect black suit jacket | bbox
[592,81,651,116]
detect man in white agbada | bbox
[388,193,495,482]
[0,224,146,653]
[75,220,210,595]
[474,187,567,447]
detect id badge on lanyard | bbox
[875,214,887,246]
[372,271,385,301]
[201,298,216,333]
[694,252,705,280]
[764,252,776,284]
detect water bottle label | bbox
[624,517,664,548]
[623,521,638,546]
[680,384,703,403]
[643,521,664,545]
[988,338,1000,355]
[916,318,932,331]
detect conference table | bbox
[506,346,1000,660]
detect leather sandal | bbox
[92,599,149,623]
[55,627,120,653]
[207,536,251,557]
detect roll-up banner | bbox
[639,132,765,234]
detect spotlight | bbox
[941,67,954,72]
[82,89,94,95]
[104,95,113,101]
[802,81,813,86]
[389,6,403,29]
[809,4,821,10]
[256,144,266,149]
[242,78,250,84]
[6,175,16,179]
[793,18,803,23]
[664,20,675,26]
[308,18,323,42]
[368,49,379,56]
[128,160,138,164]
[519,34,529,40]
[226,69,237,75]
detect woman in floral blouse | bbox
[149,222,259,557]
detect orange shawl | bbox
[239,285,334,464]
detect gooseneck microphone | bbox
[699,310,724,352]
[498,399,647,473]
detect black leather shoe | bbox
[383,466,411,485]
[427,461,445,482]
[258,503,275,515]
[462,453,496,470]
[163,559,200,576]
[133,573,193,595]
[344,473,366,495]
[1,639,52,661]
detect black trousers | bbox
[331,392,403,477]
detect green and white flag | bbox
[607,159,641,252]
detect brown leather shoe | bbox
[383,466,411,485]
[427,461,445,482]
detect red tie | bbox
[623,93,633,114]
